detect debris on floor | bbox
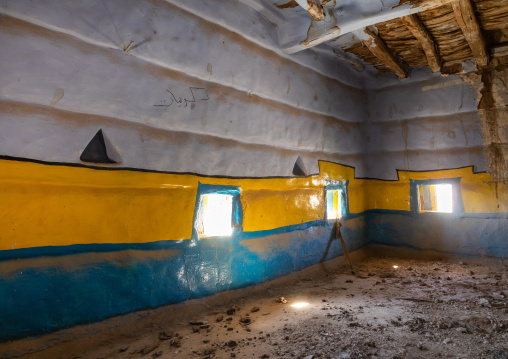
[1,254,507,359]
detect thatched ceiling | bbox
[342,0,508,76]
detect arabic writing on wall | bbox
[153,87,209,108]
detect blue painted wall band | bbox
[0,218,369,341]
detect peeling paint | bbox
[277,0,299,9]
[306,0,325,21]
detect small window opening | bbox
[326,189,343,220]
[418,184,453,213]
[198,193,233,237]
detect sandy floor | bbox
[2,246,507,359]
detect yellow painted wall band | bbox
[0,159,506,250]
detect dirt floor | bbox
[1,245,507,359]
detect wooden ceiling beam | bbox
[283,0,457,54]
[360,27,409,79]
[401,14,442,72]
[452,0,489,67]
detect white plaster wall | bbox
[0,0,490,180]
[362,70,486,179]
[0,0,364,105]
[0,101,366,176]
[0,0,367,177]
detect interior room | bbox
[0,0,507,358]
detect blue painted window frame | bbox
[192,183,243,240]
[410,177,464,215]
[324,181,349,221]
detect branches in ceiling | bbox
[270,0,505,78]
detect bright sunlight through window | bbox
[418,184,453,213]
[326,189,342,220]
[198,193,233,237]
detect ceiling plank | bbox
[400,14,442,72]
[451,0,489,67]
[360,27,409,79]
[399,0,456,11]
[490,43,508,58]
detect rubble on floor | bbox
[2,254,507,359]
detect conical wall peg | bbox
[80,129,117,164]
[292,156,308,176]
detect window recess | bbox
[418,184,453,213]
[193,184,242,239]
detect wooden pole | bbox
[336,218,354,273]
